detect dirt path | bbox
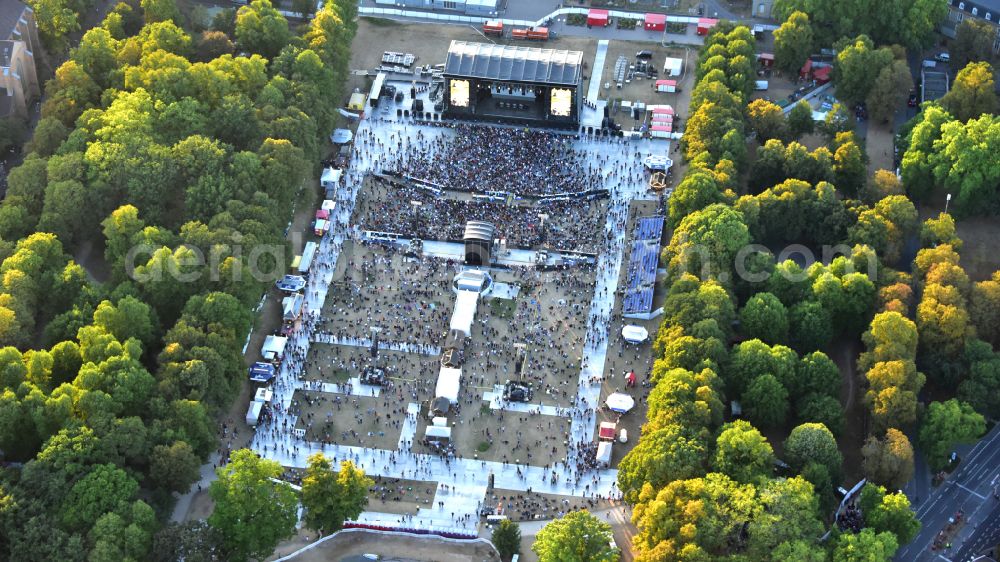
[832,336,866,483]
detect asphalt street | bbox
[896,424,1000,561]
[952,501,1000,562]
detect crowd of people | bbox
[390,124,607,196]
[231,115,661,530]
[354,178,607,254]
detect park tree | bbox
[861,428,915,491]
[747,99,789,142]
[868,169,904,202]
[151,521,225,562]
[746,476,825,559]
[953,19,995,69]
[773,540,829,561]
[740,292,788,344]
[234,0,292,59]
[797,351,841,398]
[492,519,521,561]
[958,350,1000,418]
[665,204,750,281]
[940,62,1000,122]
[833,135,867,197]
[533,511,618,562]
[865,360,924,431]
[743,373,789,429]
[796,393,844,435]
[789,302,833,352]
[208,449,298,561]
[833,528,899,562]
[970,274,1000,345]
[150,441,201,493]
[60,463,140,532]
[301,454,373,533]
[834,36,893,105]
[141,0,181,24]
[867,60,913,124]
[920,213,962,250]
[784,422,842,479]
[667,170,726,229]
[773,11,813,75]
[711,419,774,483]
[617,423,708,502]
[900,104,954,202]
[27,0,81,52]
[858,483,921,545]
[859,311,919,370]
[727,339,798,397]
[787,100,814,139]
[919,399,986,470]
[632,472,758,559]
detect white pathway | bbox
[248,108,656,534]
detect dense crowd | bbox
[391,124,606,196]
[354,180,606,253]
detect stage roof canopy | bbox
[445,40,584,86]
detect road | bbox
[896,424,1000,561]
[952,501,1000,562]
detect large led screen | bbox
[550,88,572,117]
[450,80,470,107]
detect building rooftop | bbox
[951,0,1000,16]
[1,0,28,41]
[444,40,584,86]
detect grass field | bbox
[489,297,516,319]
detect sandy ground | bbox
[270,529,500,562]
[864,123,895,177]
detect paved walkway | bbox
[588,40,609,103]
[238,107,657,534]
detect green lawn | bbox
[489,298,516,319]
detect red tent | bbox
[625,371,637,387]
[644,13,666,31]
[758,53,774,67]
[599,422,617,441]
[587,8,609,27]
[800,58,813,79]
[813,66,832,84]
[696,18,718,35]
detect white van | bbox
[921,59,937,68]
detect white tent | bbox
[436,366,462,404]
[282,294,304,322]
[321,199,336,213]
[246,401,264,426]
[261,335,288,362]
[450,290,480,337]
[321,167,342,188]
[596,441,613,466]
[432,416,449,427]
[622,325,649,344]
[606,392,636,413]
[425,425,452,441]
[254,387,274,403]
[663,57,683,76]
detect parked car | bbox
[908,92,918,107]
[934,52,950,62]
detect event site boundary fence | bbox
[359,5,706,30]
